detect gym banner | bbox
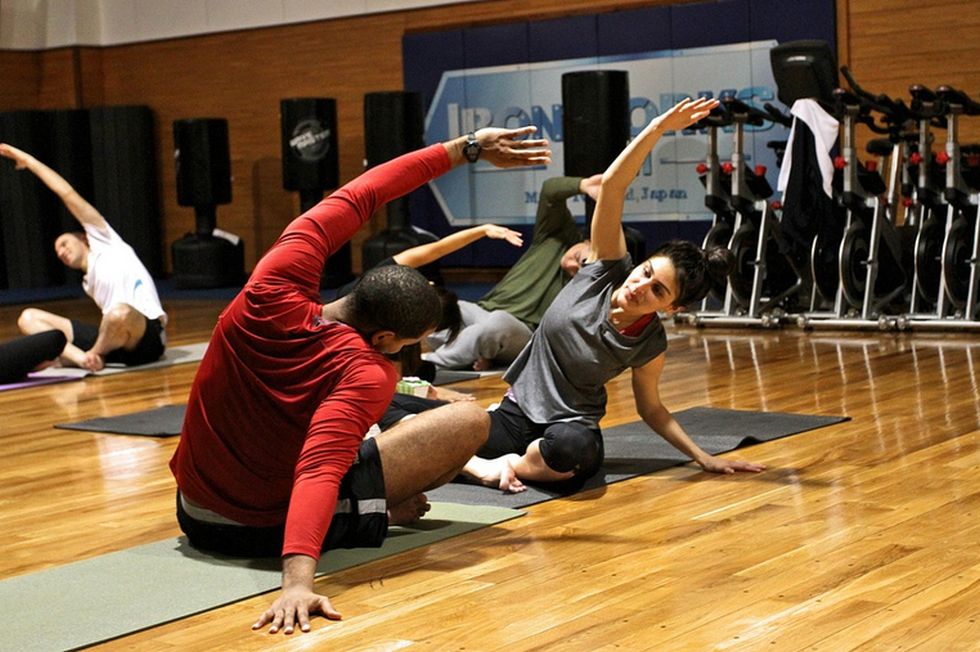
[425,41,782,226]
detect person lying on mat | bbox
[169,126,550,635]
[458,98,766,494]
[424,174,600,371]
[0,143,167,372]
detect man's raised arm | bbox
[0,143,107,229]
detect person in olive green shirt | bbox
[425,174,600,370]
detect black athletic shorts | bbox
[71,316,166,366]
[176,437,389,558]
[482,396,603,489]
[380,393,446,431]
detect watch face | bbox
[464,138,480,162]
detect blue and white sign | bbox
[426,40,787,227]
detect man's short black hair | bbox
[347,265,441,339]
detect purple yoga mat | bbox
[0,374,82,392]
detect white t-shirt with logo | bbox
[82,222,167,326]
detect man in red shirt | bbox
[170,126,550,635]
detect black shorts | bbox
[380,393,446,431]
[71,316,166,366]
[483,396,603,488]
[176,437,389,558]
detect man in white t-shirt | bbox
[1,143,167,372]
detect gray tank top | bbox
[505,255,668,428]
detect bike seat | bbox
[937,86,980,116]
[909,84,936,103]
[833,87,863,107]
[695,107,731,129]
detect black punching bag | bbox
[171,118,243,288]
[360,91,437,275]
[280,97,350,287]
[562,70,646,261]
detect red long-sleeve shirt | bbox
[170,143,451,558]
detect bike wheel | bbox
[729,223,757,306]
[840,221,869,309]
[913,217,943,304]
[942,216,973,308]
[703,222,733,301]
[811,232,839,303]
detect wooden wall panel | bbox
[3,0,978,274]
[35,48,80,108]
[0,50,40,111]
[840,0,980,143]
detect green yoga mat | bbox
[428,406,849,509]
[0,502,523,652]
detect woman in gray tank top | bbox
[461,98,767,493]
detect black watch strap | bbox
[463,133,481,163]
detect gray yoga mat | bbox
[0,502,523,652]
[56,404,186,437]
[427,406,849,509]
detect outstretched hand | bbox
[580,174,602,200]
[483,224,524,247]
[0,143,32,169]
[473,126,551,168]
[698,455,766,475]
[252,586,341,635]
[652,97,720,133]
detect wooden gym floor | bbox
[1,297,978,650]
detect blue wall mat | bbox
[597,5,672,57]
[403,28,464,108]
[528,14,598,63]
[463,22,529,68]
[750,0,836,45]
[671,0,751,50]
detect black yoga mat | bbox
[55,404,186,437]
[432,368,504,385]
[426,406,849,509]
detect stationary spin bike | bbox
[684,98,800,328]
[799,73,911,329]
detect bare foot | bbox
[81,351,105,372]
[388,493,431,525]
[61,349,88,369]
[472,358,491,372]
[463,455,526,493]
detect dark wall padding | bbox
[90,106,162,276]
[0,111,65,289]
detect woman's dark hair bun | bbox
[704,246,735,286]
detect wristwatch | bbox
[462,133,481,163]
